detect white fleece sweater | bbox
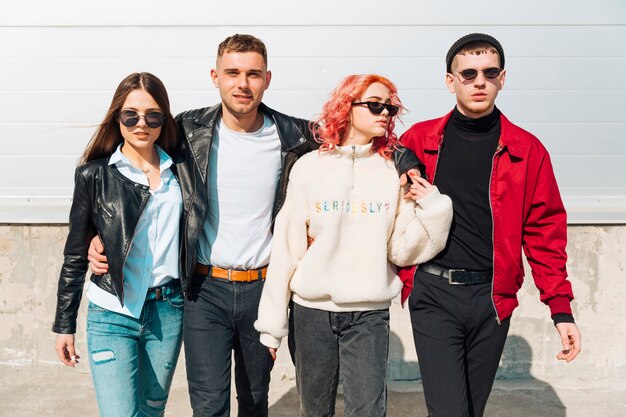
[255,143,452,348]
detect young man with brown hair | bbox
[399,33,581,417]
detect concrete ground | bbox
[1,365,624,417]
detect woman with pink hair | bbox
[255,74,453,416]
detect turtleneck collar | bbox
[335,142,374,157]
[451,106,501,134]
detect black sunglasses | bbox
[352,101,399,117]
[453,67,502,81]
[119,110,166,128]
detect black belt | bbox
[420,263,492,285]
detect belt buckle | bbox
[227,269,233,281]
[154,287,162,299]
[448,269,466,285]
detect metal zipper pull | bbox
[351,145,357,190]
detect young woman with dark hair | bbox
[53,72,183,417]
[255,74,453,417]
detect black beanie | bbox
[446,33,505,73]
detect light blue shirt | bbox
[87,145,182,318]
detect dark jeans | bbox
[184,273,274,417]
[293,303,389,417]
[409,269,511,417]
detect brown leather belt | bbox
[195,263,267,282]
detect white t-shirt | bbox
[197,114,282,269]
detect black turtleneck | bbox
[431,106,501,271]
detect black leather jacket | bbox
[52,159,181,334]
[173,102,422,297]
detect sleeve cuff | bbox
[552,313,575,326]
[546,295,573,317]
[414,187,442,209]
[260,333,282,349]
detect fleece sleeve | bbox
[387,187,453,267]
[254,163,310,349]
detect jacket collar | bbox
[334,142,374,158]
[180,102,313,185]
[109,144,173,171]
[429,108,524,159]
[183,101,309,150]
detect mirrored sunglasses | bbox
[119,110,166,128]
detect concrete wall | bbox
[1,224,624,383]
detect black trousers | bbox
[409,269,510,417]
[184,274,274,417]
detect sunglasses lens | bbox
[366,102,385,115]
[119,111,165,128]
[145,112,165,128]
[386,104,399,117]
[119,111,139,127]
[459,69,478,80]
[483,67,501,79]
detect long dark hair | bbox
[81,72,177,163]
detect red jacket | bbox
[398,110,574,321]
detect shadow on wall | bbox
[488,335,566,416]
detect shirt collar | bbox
[108,144,173,172]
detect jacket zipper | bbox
[432,136,444,183]
[186,165,198,296]
[489,142,504,325]
[351,145,357,190]
[413,135,444,282]
[172,164,191,298]
[96,196,114,219]
[118,187,151,306]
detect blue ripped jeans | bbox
[86,286,184,417]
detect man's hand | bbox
[55,334,80,367]
[88,235,108,274]
[555,322,581,362]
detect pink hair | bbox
[311,74,405,159]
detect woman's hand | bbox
[55,334,80,367]
[408,173,435,201]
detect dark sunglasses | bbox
[119,110,166,128]
[352,101,399,117]
[453,67,502,81]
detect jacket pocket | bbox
[96,196,116,220]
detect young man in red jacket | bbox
[399,33,581,417]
